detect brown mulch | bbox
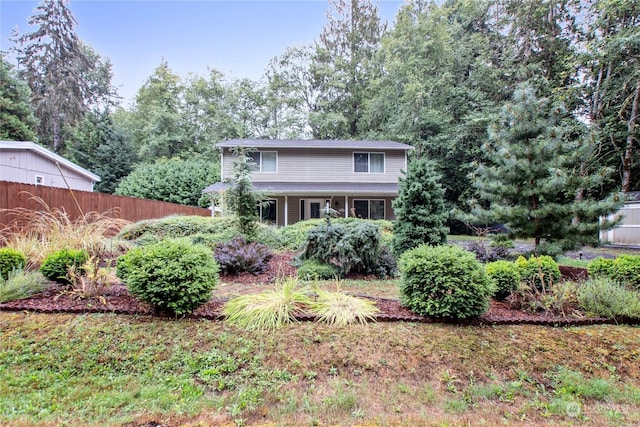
[0,253,621,326]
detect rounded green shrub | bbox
[40,248,89,284]
[587,257,615,277]
[610,255,640,290]
[0,248,27,280]
[399,244,494,319]
[485,260,521,300]
[297,259,340,281]
[515,255,561,291]
[116,238,219,316]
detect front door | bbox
[307,199,326,219]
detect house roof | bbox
[0,140,101,182]
[203,181,399,197]
[216,139,413,151]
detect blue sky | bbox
[1,0,404,105]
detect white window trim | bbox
[259,199,277,223]
[251,151,278,173]
[352,199,385,220]
[353,152,385,174]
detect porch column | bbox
[344,195,348,218]
[284,195,289,226]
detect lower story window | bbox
[258,199,277,223]
[353,199,385,220]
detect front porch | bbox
[203,182,399,227]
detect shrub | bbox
[399,245,494,319]
[40,248,89,284]
[467,240,511,263]
[609,255,640,290]
[375,245,399,279]
[297,259,340,281]
[587,257,615,277]
[0,269,47,302]
[118,216,237,242]
[116,238,219,316]
[0,248,27,280]
[485,260,520,300]
[300,220,381,277]
[515,255,561,292]
[214,236,273,275]
[577,277,640,320]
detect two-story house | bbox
[203,139,413,226]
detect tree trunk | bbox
[621,80,640,192]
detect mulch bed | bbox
[0,254,629,327]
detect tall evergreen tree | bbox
[465,84,622,254]
[131,60,187,160]
[392,158,448,256]
[11,0,94,152]
[0,55,37,141]
[312,0,385,138]
[224,148,263,241]
[585,0,640,192]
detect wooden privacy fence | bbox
[0,181,211,231]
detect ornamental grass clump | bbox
[399,244,494,319]
[223,277,312,330]
[116,238,219,316]
[309,283,379,326]
[0,268,47,302]
[1,195,130,268]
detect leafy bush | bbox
[0,269,47,302]
[515,255,561,292]
[300,220,381,277]
[587,257,615,277]
[485,260,520,300]
[223,277,312,330]
[0,248,27,280]
[118,216,237,242]
[577,277,640,320]
[214,236,273,275]
[40,248,89,284]
[399,245,494,319]
[608,255,640,289]
[116,238,219,316]
[297,259,340,281]
[467,240,511,263]
[375,245,399,279]
[511,281,580,315]
[115,157,219,208]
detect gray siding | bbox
[0,149,95,191]
[221,147,406,183]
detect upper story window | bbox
[354,152,384,173]
[249,151,277,173]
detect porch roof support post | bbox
[284,195,289,226]
[344,195,348,218]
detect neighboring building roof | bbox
[204,181,399,196]
[0,140,101,182]
[216,139,413,151]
